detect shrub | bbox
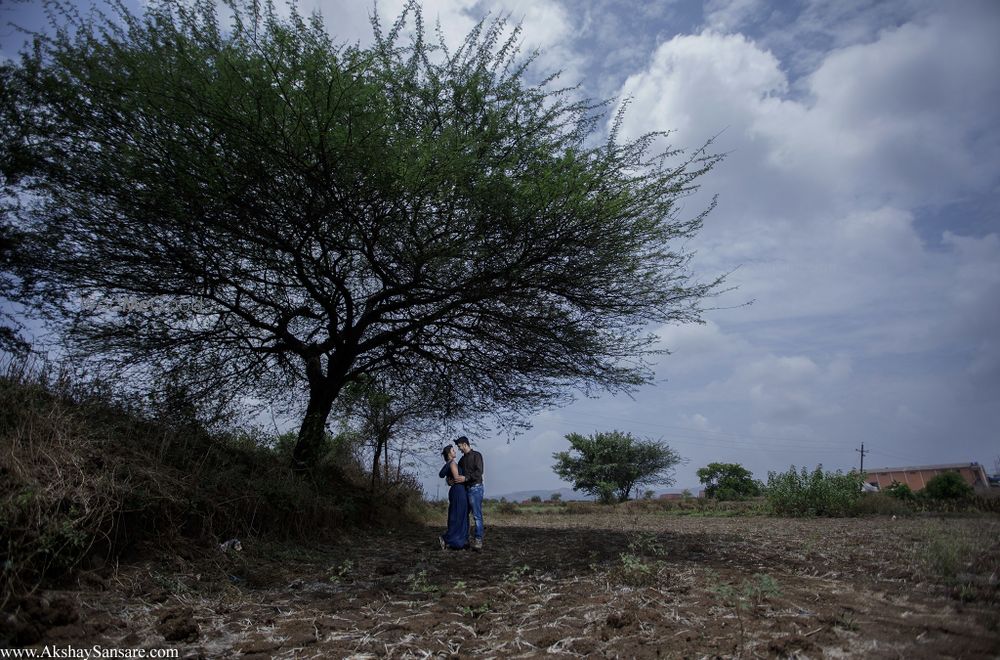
[852,493,913,516]
[920,533,976,582]
[923,472,974,500]
[884,481,915,500]
[615,552,659,586]
[625,497,669,513]
[697,462,762,501]
[530,495,542,503]
[765,465,864,517]
[563,501,598,515]
[497,500,519,515]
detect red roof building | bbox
[865,462,989,492]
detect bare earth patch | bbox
[23,513,1000,658]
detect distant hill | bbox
[492,487,593,502]
[492,486,699,502]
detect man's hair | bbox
[455,436,471,446]
[441,444,453,460]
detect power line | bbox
[856,442,870,472]
[546,409,850,451]
[866,448,930,466]
[565,410,831,444]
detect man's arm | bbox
[466,452,484,484]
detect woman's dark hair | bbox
[441,444,453,461]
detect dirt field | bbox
[17,512,1000,658]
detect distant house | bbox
[865,462,990,492]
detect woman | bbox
[438,444,469,550]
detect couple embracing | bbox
[438,436,485,551]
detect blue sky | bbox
[4,0,999,497]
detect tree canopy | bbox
[1,0,723,469]
[552,430,682,502]
[696,462,762,500]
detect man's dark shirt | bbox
[458,450,484,487]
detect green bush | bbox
[884,481,915,500]
[697,462,762,501]
[765,465,864,517]
[923,472,974,500]
[852,493,913,516]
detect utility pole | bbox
[856,443,870,473]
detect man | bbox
[455,436,485,551]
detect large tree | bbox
[553,431,682,502]
[0,62,30,356]
[1,0,722,469]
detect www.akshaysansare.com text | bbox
[0,648,178,659]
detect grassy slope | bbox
[0,364,424,627]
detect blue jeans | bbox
[467,484,484,540]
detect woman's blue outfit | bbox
[439,459,469,549]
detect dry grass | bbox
[13,512,1000,657]
[4,356,999,655]
[0,356,423,639]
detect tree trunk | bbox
[292,388,336,470]
[383,438,391,483]
[370,437,384,492]
[292,356,340,471]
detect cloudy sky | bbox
[5,0,999,497]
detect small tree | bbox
[923,472,974,500]
[552,431,682,503]
[696,462,762,501]
[549,493,562,502]
[530,495,542,503]
[332,374,443,492]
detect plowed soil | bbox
[16,513,1000,658]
